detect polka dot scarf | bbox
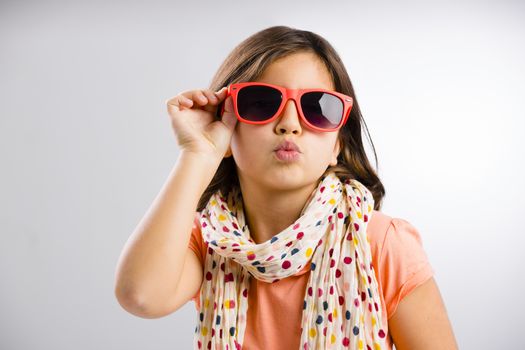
[193,170,387,349]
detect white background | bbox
[1,0,524,349]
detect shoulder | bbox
[365,210,393,259]
[366,209,393,240]
[366,210,430,262]
[367,211,435,319]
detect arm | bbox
[388,277,459,349]
[114,151,220,317]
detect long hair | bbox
[197,25,386,211]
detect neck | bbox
[238,177,319,244]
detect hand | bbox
[165,87,237,160]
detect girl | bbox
[114,26,458,350]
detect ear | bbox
[329,138,341,166]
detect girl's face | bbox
[228,51,341,192]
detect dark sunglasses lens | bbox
[237,85,282,122]
[301,92,343,129]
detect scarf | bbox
[193,170,387,350]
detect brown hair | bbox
[198,25,386,211]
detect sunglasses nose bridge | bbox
[281,89,301,114]
[286,89,301,105]
[277,91,304,129]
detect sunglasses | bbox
[218,82,353,132]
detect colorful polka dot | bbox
[309,328,317,338]
[305,247,313,257]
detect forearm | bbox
[114,151,220,308]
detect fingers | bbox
[166,94,193,112]
[190,90,208,106]
[201,89,219,105]
[214,87,227,100]
[167,87,228,112]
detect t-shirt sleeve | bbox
[187,212,206,305]
[188,212,205,266]
[378,217,435,320]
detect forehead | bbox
[255,52,335,90]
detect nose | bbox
[274,99,303,134]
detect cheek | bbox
[230,127,269,164]
[313,145,335,164]
[311,138,339,164]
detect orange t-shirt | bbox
[188,209,434,350]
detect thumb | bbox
[222,113,238,130]
[221,97,237,130]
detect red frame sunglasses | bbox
[218,82,354,132]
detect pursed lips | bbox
[274,140,301,152]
